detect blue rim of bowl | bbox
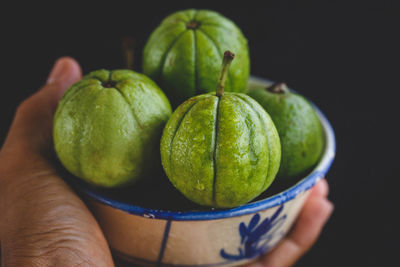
[79,76,336,221]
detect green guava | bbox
[143,9,250,107]
[248,83,325,179]
[53,69,172,187]
[160,52,280,208]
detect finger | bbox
[247,184,333,267]
[2,57,81,154]
[309,178,329,198]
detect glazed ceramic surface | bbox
[79,77,336,266]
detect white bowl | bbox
[74,76,336,266]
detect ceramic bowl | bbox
[74,77,336,267]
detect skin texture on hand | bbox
[0,58,115,267]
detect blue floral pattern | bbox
[220,205,287,261]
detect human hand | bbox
[245,179,333,267]
[0,58,114,266]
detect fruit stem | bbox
[267,82,289,94]
[186,20,200,29]
[122,37,136,70]
[216,51,235,97]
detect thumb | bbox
[2,57,82,155]
[46,57,82,103]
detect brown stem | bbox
[122,37,136,70]
[216,51,235,97]
[267,82,289,94]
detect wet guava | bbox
[53,69,172,187]
[248,83,324,179]
[143,9,250,107]
[160,52,280,208]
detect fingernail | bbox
[322,199,335,221]
[310,178,329,198]
[47,58,69,84]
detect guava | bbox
[160,52,280,208]
[53,69,172,187]
[143,9,250,107]
[248,83,324,179]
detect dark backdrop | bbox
[1,1,399,266]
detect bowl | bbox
[72,76,336,267]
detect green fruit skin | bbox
[160,93,281,208]
[53,69,172,187]
[143,9,250,107]
[248,88,325,179]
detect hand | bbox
[245,179,333,267]
[0,58,114,266]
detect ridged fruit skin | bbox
[160,93,281,208]
[143,9,250,107]
[248,88,324,179]
[53,69,172,187]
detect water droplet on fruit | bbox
[196,183,205,191]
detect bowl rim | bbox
[78,76,336,221]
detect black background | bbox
[1,1,399,266]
